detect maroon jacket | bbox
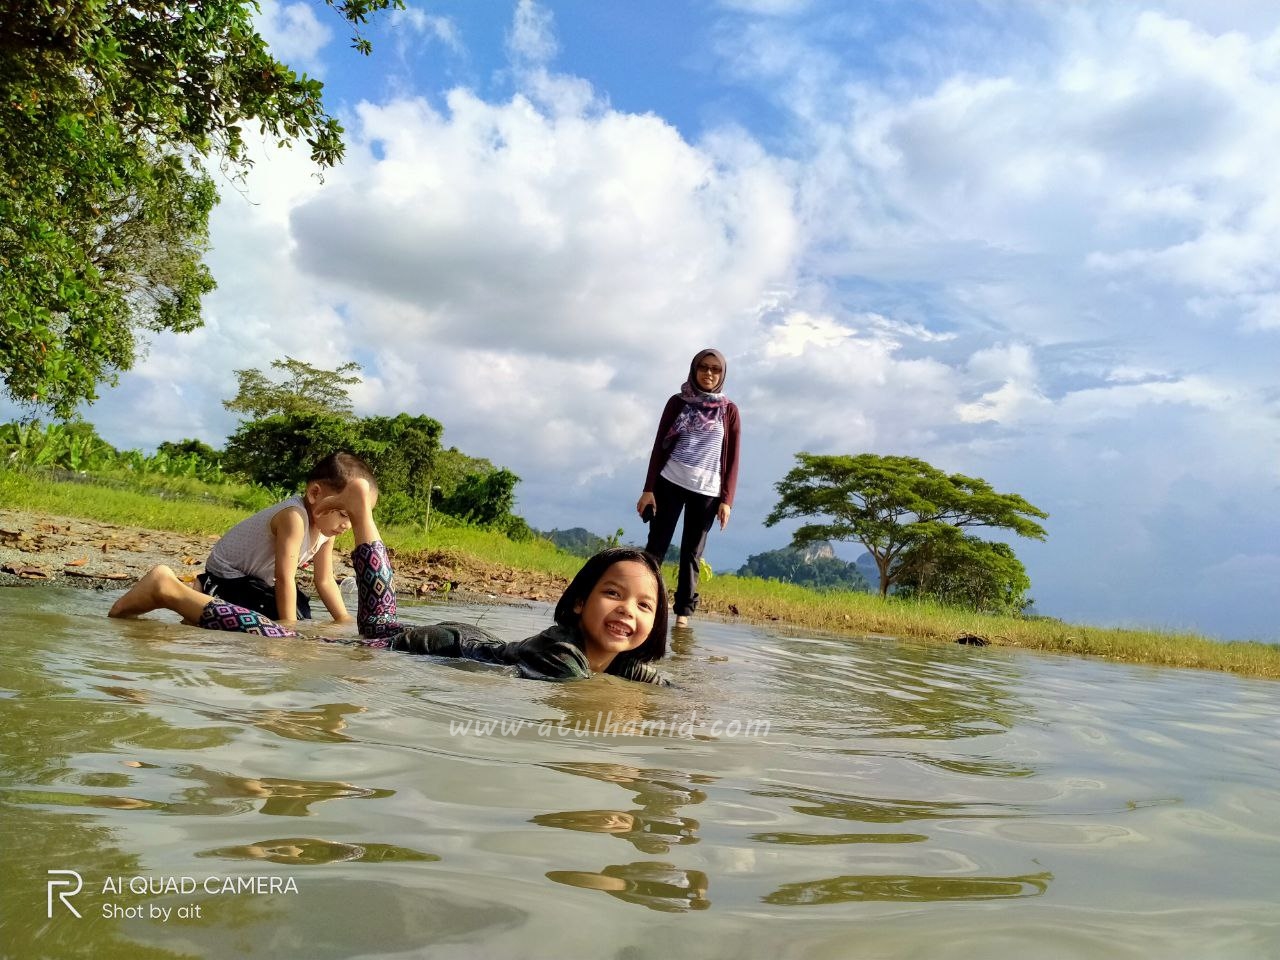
[643,396,741,507]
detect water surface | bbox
[2,585,1278,959]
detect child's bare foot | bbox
[109,566,190,618]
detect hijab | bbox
[686,348,727,394]
[665,348,730,443]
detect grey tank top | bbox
[204,495,329,584]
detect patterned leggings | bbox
[195,541,403,646]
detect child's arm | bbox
[312,539,352,623]
[270,507,307,622]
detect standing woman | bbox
[636,348,741,628]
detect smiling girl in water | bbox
[109,475,670,685]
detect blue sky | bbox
[16,0,1280,641]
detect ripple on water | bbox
[4,587,1280,959]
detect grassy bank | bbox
[4,468,1278,679]
[695,575,1280,678]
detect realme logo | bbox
[47,870,83,918]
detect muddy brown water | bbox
[2,585,1278,959]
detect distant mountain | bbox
[854,552,880,593]
[798,542,835,563]
[736,543,870,592]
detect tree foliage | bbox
[222,411,444,525]
[222,412,356,492]
[440,468,521,527]
[539,527,614,558]
[223,357,363,420]
[218,356,528,532]
[766,453,1047,598]
[1,419,229,482]
[157,437,222,466]
[431,447,495,499]
[355,413,444,524]
[894,530,1032,614]
[0,0,401,416]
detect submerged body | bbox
[378,620,670,685]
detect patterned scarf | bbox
[665,381,730,444]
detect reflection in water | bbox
[171,764,395,817]
[545,762,716,824]
[6,588,1280,956]
[531,809,699,854]
[247,702,368,743]
[757,785,1020,823]
[538,680,671,735]
[758,636,1031,740]
[763,871,1052,904]
[545,761,715,804]
[1,807,234,959]
[94,682,369,744]
[668,625,697,658]
[542,762,711,830]
[0,787,164,810]
[199,837,439,865]
[547,862,711,912]
[534,763,712,904]
[751,831,927,845]
[95,684,152,704]
[838,747,1037,779]
[1,769,396,819]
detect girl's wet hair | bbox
[554,547,668,665]
[307,452,377,492]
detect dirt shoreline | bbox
[0,508,570,609]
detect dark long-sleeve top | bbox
[643,396,741,506]
[385,622,671,685]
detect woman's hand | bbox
[636,492,656,518]
[717,502,732,530]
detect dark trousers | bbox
[644,474,720,617]
[197,571,313,621]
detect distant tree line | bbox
[2,357,531,538]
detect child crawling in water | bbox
[109,471,671,685]
[196,451,367,623]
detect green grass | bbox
[5,468,1279,679]
[0,468,253,536]
[384,522,586,579]
[698,575,1280,678]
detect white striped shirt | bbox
[660,418,724,497]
